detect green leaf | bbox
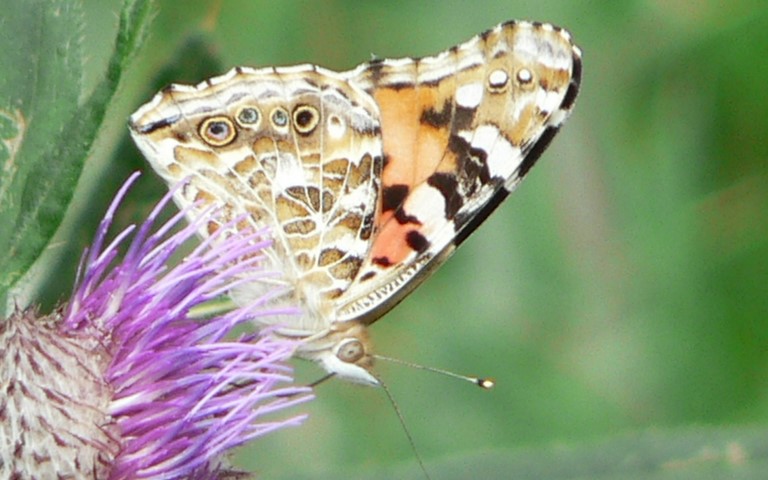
[0,0,84,301]
[0,0,154,310]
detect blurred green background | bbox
[30,0,768,478]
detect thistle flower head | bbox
[1,173,311,479]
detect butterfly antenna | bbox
[374,373,432,480]
[373,354,495,389]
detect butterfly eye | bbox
[236,107,261,126]
[335,338,365,364]
[293,105,320,134]
[270,107,289,129]
[199,116,236,146]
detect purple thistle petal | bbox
[62,173,312,479]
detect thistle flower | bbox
[0,173,312,479]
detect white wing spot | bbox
[456,83,483,108]
[327,114,346,138]
[471,125,522,179]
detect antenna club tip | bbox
[477,377,495,389]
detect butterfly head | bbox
[300,321,379,386]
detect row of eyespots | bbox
[198,104,321,146]
[485,67,533,95]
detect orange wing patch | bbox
[370,83,455,266]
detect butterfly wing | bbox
[335,21,582,324]
[129,20,582,385]
[129,66,384,335]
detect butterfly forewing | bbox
[336,21,582,324]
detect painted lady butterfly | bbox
[129,20,582,386]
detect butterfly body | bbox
[130,20,582,385]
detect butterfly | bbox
[129,20,582,386]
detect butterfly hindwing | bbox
[129,67,384,320]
